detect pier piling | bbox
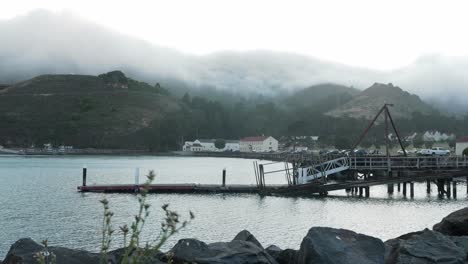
[134,168,140,185]
[365,187,370,197]
[359,187,363,197]
[402,182,407,196]
[222,169,226,187]
[387,184,394,194]
[447,179,451,198]
[410,182,414,198]
[453,181,457,198]
[397,182,400,192]
[426,180,431,194]
[82,166,87,187]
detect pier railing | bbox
[349,156,468,170]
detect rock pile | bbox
[2,207,468,264]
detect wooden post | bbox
[387,184,394,194]
[259,165,264,189]
[426,180,431,194]
[410,182,414,198]
[466,176,468,194]
[447,179,451,198]
[222,168,226,187]
[437,179,444,196]
[134,167,140,185]
[82,166,87,187]
[397,182,401,192]
[365,186,370,197]
[359,187,363,197]
[453,181,457,198]
[402,182,407,196]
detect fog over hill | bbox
[1,10,468,113]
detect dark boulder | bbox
[433,207,468,236]
[384,229,466,264]
[3,238,100,264]
[450,236,468,261]
[170,238,278,264]
[108,247,166,264]
[233,230,264,249]
[265,245,297,264]
[296,227,385,264]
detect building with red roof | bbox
[240,136,278,152]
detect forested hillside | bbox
[0,71,467,151]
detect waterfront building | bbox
[239,136,278,152]
[455,136,468,156]
[183,139,240,152]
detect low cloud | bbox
[1,10,468,112]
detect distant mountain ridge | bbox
[326,83,436,119]
[0,71,181,149]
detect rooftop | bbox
[240,136,268,142]
[456,136,468,143]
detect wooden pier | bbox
[77,155,468,198]
[78,183,287,194]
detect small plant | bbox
[37,170,194,264]
[101,170,194,264]
[34,239,56,264]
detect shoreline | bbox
[2,207,467,264]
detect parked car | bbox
[326,149,340,155]
[352,149,368,156]
[417,147,450,156]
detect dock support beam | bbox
[365,187,370,197]
[222,169,226,187]
[447,179,451,198]
[82,166,87,187]
[387,184,394,194]
[437,179,445,196]
[397,182,401,192]
[426,180,431,194]
[402,182,407,196]
[453,181,457,198]
[359,187,363,197]
[410,182,414,198]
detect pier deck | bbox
[78,183,288,194]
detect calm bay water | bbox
[0,155,466,257]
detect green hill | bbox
[284,83,359,113]
[326,83,436,119]
[0,71,183,150]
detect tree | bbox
[335,136,352,150]
[413,134,424,148]
[448,140,456,149]
[463,148,468,156]
[214,139,226,149]
[181,92,191,105]
[425,140,434,149]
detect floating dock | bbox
[78,183,288,194]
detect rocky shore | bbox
[2,207,468,264]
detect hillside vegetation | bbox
[0,71,182,150]
[326,83,436,119]
[0,72,467,151]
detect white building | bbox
[183,139,240,152]
[455,136,468,156]
[224,140,240,152]
[240,136,278,152]
[423,131,455,142]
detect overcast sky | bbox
[1,0,468,70]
